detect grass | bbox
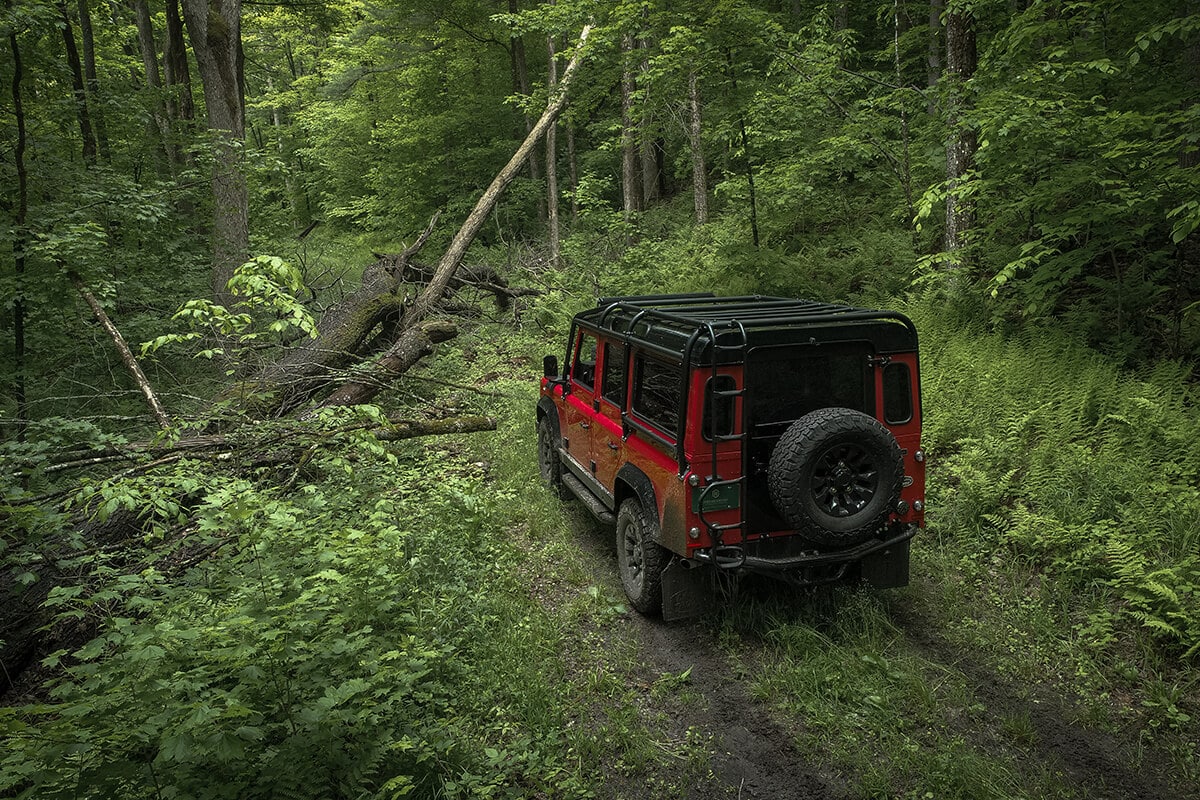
[6,276,1200,799]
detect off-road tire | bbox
[616,498,668,615]
[768,407,903,548]
[537,416,570,499]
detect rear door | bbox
[592,340,627,491]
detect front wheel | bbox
[615,498,668,615]
[537,416,569,499]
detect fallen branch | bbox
[70,272,171,429]
[28,410,492,477]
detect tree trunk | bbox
[59,2,97,165]
[7,2,28,443]
[566,119,579,222]
[239,25,593,417]
[688,70,708,225]
[77,0,109,161]
[944,2,977,271]
[620,34,639,231]
[546,30,560,266]
[508,0,544,219]
[314,321,458,410]
[402,24,593,328]
[724,51,759,247]
[181,0,248,308]
[164,0,195,125]
[927,0,943,113]
[70,273,171,429]
[132,0,176,169]
[639,39,659,206]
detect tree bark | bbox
[688,70,708,225]
[132,0,176,169]
[927,0,943,112]
[944,2,977,271]
[59,2,97,165]
[725,51,759,247]
[77,0,109,161]
[315,320,458,410]
[164,0,195,125]
[546,30,560,266]
[70,273,171,429]
[620,34,639,231]
[181,0,248,307]
[508,0,544,219]
[566,121,579,221]
[639,39,659,206]
[243,218,440,414]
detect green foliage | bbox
[914,298,1200,660]
[143,256,317,365]
[1,425,602,799]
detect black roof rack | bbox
[576,295,917,363]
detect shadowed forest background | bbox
[2,1,1199,798]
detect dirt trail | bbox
[570,514,839,799]
[890,606,1182,800]
[568,511,1189,800]
[636,618,841,799]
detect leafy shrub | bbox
[0,431,592,799]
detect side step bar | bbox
[561,472,616,525]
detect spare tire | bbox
[768,407,903,548]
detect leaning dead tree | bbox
[236,23,594,417]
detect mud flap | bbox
[661,558,712,622]
[859,537,910,589]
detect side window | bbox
[883,363,913,424]
[573,331,598,390]
[601,342,626,407]
[703,375,737,440]
[632,353,683,437]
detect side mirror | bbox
[543,355,559,378]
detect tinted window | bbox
[573,331,597,389]
[703,376,736,440]
[883,362,913,424]
[746,344,869,430]
[632,354,682,437]
[601,342,626,406]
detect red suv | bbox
[537,294,924,618]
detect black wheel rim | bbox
[619,517,645,591]
[811,443,879,518]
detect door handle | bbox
[578,421,590,429]
[607,442,619,451]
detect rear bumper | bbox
[691,524,918,585]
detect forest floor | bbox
[547,509,1191,800]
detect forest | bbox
[1,0,1199,797]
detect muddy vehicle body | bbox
[536,294,924,618]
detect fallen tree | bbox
[238,22,593,418]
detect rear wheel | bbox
[616,498,668,614]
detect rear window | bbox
[746,343,871,430]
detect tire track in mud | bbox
[571,514,840,799]
[636,619,841,800]
[889,605,1182,800]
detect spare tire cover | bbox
[767,407,903,547]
